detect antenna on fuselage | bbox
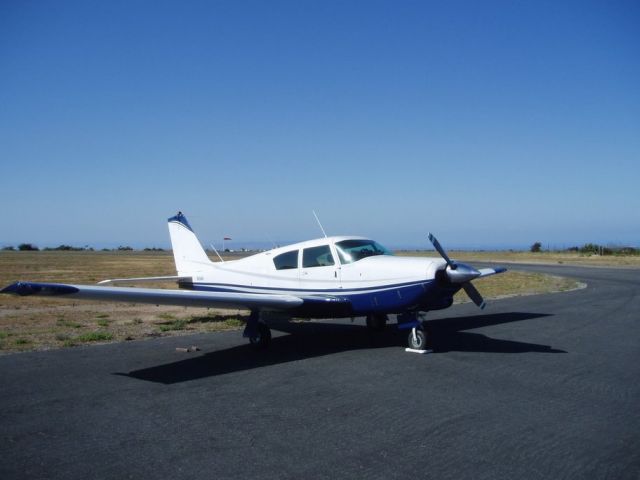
[265,233,277,250]
[312,210,328,238]
[209,243,225,263]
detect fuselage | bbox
[179,236,458,317]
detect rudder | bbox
[167,212,214,276]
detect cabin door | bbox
[300,244,340,290]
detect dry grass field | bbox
[0,250,595,353]
[0,251,249,353]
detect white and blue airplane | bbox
[1,212,506,350]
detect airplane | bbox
[1,212,506,350]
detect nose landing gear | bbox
[397,311,431,351]
[407,327,428,350]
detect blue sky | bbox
[1,0,638,250]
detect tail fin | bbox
[167,212,214,276]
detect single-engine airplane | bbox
[1,212,505,350]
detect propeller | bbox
[428,233,486,309]
[462,282,486,310]
[428,233,455,269]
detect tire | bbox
[366,314,387,332]
[249,322,271,349]
[407,329,427,350]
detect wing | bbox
[1,281,303,311]
[97,275,189,285]
[477,267,507,278]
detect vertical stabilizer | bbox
[167,212,214,276]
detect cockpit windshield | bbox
[335,239,393,264]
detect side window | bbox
[273,250,298,270]
[302,245,335,268]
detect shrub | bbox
[43,245,92,251]
[580,243,613,255]
[530,242,542,253]
[77,331,113,342]
[158,319,187,332]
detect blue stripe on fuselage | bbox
[188,279,430,294]
[188,280,440,317]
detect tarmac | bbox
[1,264,639,479]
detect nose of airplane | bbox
[445,263,481,283]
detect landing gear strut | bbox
[243,311,271,349]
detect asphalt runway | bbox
[1,264,639,479]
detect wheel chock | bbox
[405,348,432,354]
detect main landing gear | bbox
[243,311,271,349]
[366,313,388,332]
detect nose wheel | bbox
[398,312,430,350]
[407,327,428,350]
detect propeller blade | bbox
[428,233,455,269]
[463,282,486,309]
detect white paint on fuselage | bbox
[191,236,447,293]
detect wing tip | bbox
[1,282,79,296]
[1,282,20,295]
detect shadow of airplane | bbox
[116,311,563,384]
[423,312,566,354]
